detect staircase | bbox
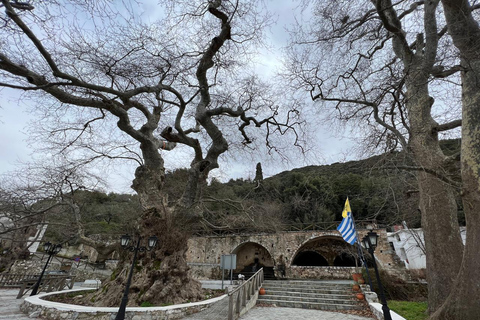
[234,266,276,281]
[257,279,364,312]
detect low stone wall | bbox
[288,266,354,279]
[368,302,406,320]
[363,286,405,320]
[20,288,227,320]
[10,259,51,274]
[10,259,112,283]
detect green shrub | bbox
[140,301,154,307]
[389,300,428,320]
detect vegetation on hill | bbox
[44,191,141,244]
[164,155,420,232]
[43,140,462,239]
[194,139,462,233]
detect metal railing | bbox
[16,274,76,298]
[31,252,108,273]
[227,268,264,320]
[193,220,384,236]
[0,273,38,288]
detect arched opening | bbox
[292,251,329,266]
[333,252,358,267]
[232,242,275,279]
[291,236,359,267]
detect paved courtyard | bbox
[239,306,374,320]
[1,287,376,320]
[0,288,30,320]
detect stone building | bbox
[187,228,406,280]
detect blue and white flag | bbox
[337,198,357,245]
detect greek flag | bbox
[337,198,357,245]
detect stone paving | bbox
[183,294,229,320]
[1,287,376,320]
[0,288,31,320]
[239,306,374,320]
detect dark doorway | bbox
[292,251,329,266]
[333,252,357,267]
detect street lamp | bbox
[115,234,158,320]
[362,231,392,320]
[30,241,62,296]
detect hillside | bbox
[41,139,461,240]
[199,139,461,233]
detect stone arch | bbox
[232,241,274,274]
[291,235,359,267]
[292,251,329,266]
[333,252,357,266]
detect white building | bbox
[387,226,466,270]
[0,216,48,254]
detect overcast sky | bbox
[0,0,354,193]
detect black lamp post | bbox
[362,231,392,320]
[30,241,62,296]
[115,234,158,320]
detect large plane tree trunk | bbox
[88,145,202,307]
[407,79,464,314]
[375,0,464,312]
[430,2,480,317]
[430,59,480,320]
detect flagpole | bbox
[347,198,374,292]
[356,237,374,291]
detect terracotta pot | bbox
[356,293,365,300]
[352,284,360,291]
[352,273,362,282]
[357,278,365,284]
[259,287,266,295]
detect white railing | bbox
[227,268,264,320]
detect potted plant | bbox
[356,292,365,300]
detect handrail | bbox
[0,273,39,288]
[192,220,383,236]
[227,268,264,320]
[16,275,76,299]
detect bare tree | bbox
[0,162,81,270]
[425,1,480,318]
[0,0,302,305]
[285,0,465,313]
[0,183,48,271]
[0,160,122,270]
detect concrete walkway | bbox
[0,282,86,319]
[0,288,31,320]
[239,306,374,320]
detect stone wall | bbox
[188,263,222,280]
[9,259,112,282]
[20,288,227,320]
[288,266,355,279]
[187,229,406,280]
